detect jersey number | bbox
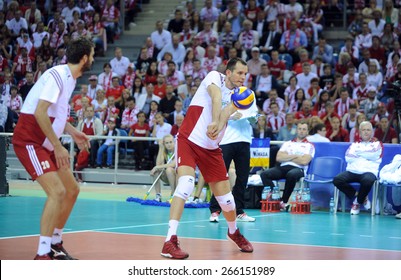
[41,161,50,170]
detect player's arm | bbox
[276,150,297,163]
[291,154,312,166]
[34,100,69,168]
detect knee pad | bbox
[173,175,195,201]
[215,192,236,212]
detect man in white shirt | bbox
[260,121,315,211]
[109,47,131,79]
[156,34,186,66]
[333,121,382,215]
[32,21,50,49]
[6,10,28,38]
[306,123,330,143]
[61,0,81,24]
[151,20,172,58]
[296,62,318,94]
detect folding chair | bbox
[301,156,343,212]
[118,129,134,159]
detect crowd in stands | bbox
[2,0,401,173]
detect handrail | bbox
[1,132,284,184]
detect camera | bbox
[383,81,401,109]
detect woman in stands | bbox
[150,134,176,202]
[144,61,159,85]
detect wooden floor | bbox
[1,180,401,260]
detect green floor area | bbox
[1,195,400,252]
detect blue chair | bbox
[303,156,344,212]
[378,182,401,215]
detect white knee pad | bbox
[173,175,195,201]
[215,192,236,212]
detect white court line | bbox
[274,230,287,232]
[302,232,315,234]
[360,235,372,238]
[330,233,344,236]
[389,236,401,239]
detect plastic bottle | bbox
[261,187,270,201]
[302,187,311,202]
[329,197,335,214]
[290,187,300,203]
[272,186,280,201]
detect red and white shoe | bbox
[227,229,253,253]
[161,235,189,259]
[34,252,53,260]
[350,203,360,215]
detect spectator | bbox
[150,134,176,202]
[101,0,120,44]
[170,113,184,137]
[192,58,208,80]
[288,88,307,113]
[312,38,334,65]
[157,34,186,67]
[247,47,267,81]
[61,0,80,25]
[137,83,161,115]
[296,62,318,94]
[150,111,172,165]
[262,89,285,115]
[277,113,297,141]
[196,20,219,47]
[260,121,315,211]
[110,47,130,80]
[319,64,335,90]
[284,76,300,108]
[183,85,197,115]
[348,8,364,37]
[144,61,159,86]
[366,60,383,92]
[368,10,385,36]
[340,36,360,65]
[355,22,373,50]
[370,102,390,127]
[253,113,274,139]
[199,0,219,23]
[32,22,50,50]
[120,96,139,132]
[320,101,341,131]
[136,47,155,77]
[6,10,28,39]
[307,123,330,142]
[374,116,398,143]
[180,19,195,48]
[128,111,151,170]
[326,115,350,142]
[278,19,308,64]
[76,106,104,168]
[89,12,106,57]
[333,121,383,215]
[24,1,42,28]
[177,75,193,101]
[334,88,357,118]
[11,47,34,83]
[19,71,34,101]
[168,9,184,34]
[350,113,367,142]
[95,117,120,169]
[159,84,179,119]
[90,88,107,121]
[106,75,125,103]
[314,90,330,117]
[150,20,172,59]
[254,64,278,110]
[165,61,185,91]
[342,103,360,132]
[294,99,317,122]
[266,102,286,137]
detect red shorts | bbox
[176,136,228,183]
[13,142,58,180]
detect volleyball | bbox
[231,87,255,110]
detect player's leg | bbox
[35,171,67,259]
[161,165,195,259]
[49,167,80,260]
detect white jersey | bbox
[178,71,232,149]
[279,139,315,174]
[20,64,76,151]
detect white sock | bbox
[166,220,179,241]
[37,236,52,256]
[227,221,237,234]
[52,228,63,245]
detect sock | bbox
[227,221,237,234]
[166,220,179,242]
[37,236,52,256]
[52,228,63,245]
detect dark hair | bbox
[226,57,247,72]
[312,123,326,134]
[127,96,136,103]
[66,37,93,64]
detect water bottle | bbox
[295,187,302,202]
[290,187,300,203]
[261,187,270,201]
[272,186,280,201]
[329,197,335,214]
[302,187,311,202]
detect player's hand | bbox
[231,112,242,120]
[206,122,219,140]
[73,131,91,151]
[54,144,70,169]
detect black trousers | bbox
[333,171,376,204]
[259,165,305,203]
[209,142,250,215]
